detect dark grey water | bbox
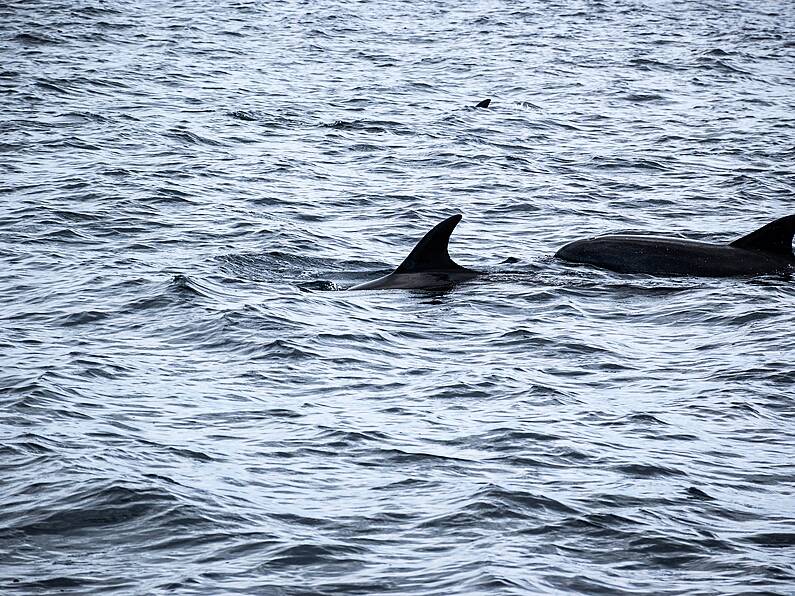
[2,0,795,594]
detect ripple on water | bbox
[1,0,795,594]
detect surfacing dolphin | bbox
[555,215,795,277]
[348,213,795,290]
[349,214,480,290]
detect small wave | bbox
[57,310,111,327]
[686,486,715,500]
[420,485,579,530]
[228,109,261,121]
[0,141,23,153]
[259,542,368,569]
[10,482,183,536]
[349,143,383,152]
[12,32,63,45]
[52,208,104,222]
[40,137,103,151]
[141,441,216,463]
[614,463,687,478]
[696,56,752,75]
[31,227,95,243]
[0,432,57,458]
[629,534,709,557]
[97,20,135,30]
[313,427,391,449]
[604,412,669,426]
[170,274,225,299]
[745,533,795,548]
[152,185,196,203]
[226,109,306,130]
[529,118,582,131]
[629,57,678,71]
[589,156,671,171]
[120,293,172,314]
[219,251,374,285]
[324,120,387,133]
[0,118,57,133]
[623,93,667,102]
[184,532,280,563]
[473,485,580,515]
[463,426,563,449]
[249,339,315,360]
[165,129,225,147]
[75,5,122,15]
[34,80,72,94]
[7,576,105,591]
[322,119,414,135]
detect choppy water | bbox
[2,0,795,594]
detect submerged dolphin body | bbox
[555,215,795,277]
[349,214,480,290]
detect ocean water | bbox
[2,0,795,594]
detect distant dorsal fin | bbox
[395,214,471,274]
[475,98,491,108]
[729,214,795,258]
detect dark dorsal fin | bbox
[729,214,795,258]
[475,98,491,108]
[395,214,470,274]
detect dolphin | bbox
[349,214,480,290]
[555,215,795,277]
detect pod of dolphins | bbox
[348,213,795,290]
[348,99,794,290]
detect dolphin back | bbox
[729,214,795,259]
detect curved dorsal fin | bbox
[475,98,491,108]
[729,214,795,258]
[395,214,470,273]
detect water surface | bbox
[2,0,795,594]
